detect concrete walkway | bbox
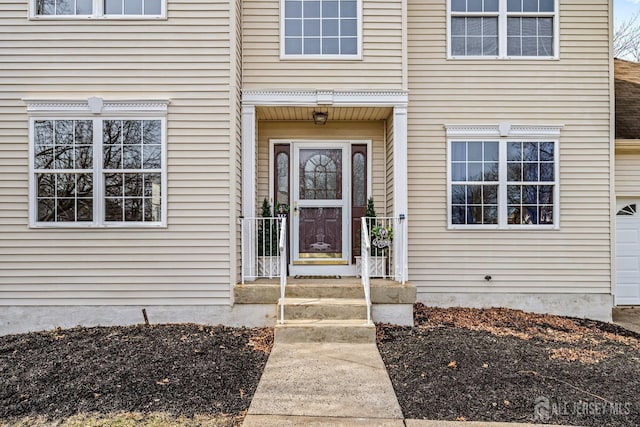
[243,342,574,427]
[243,342,403,426]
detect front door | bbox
[291,143,352,275]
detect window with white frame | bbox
[450,141,500,225]
[282,0,361,58]
[29,102,167,227]
[449,0,556,58]
[32,0,164,17]
[447,127,559,228]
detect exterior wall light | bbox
[312,111,328,125]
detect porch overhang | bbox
[242,89,408,108]
[241,89,409,281]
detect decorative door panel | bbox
[299,149,342,200]
[299,207,342,258]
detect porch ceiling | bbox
[256,106,393,122]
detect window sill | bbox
[29,223,167,229]
[29,15,167,21]
[447,55,559,61]
[279,54,363,61]
[448,224,560,230]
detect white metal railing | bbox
[361,216,407,284]
[278,217,287,324]
[241,217,287,283]
[360,218,372,325]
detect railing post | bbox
[393,215,407,284]
[278,217,287,324]
[361,218,372,325]
[241,218,257,282]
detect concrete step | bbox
[287,284,365,299]
[278,297,368,320]
[275,319,376,343]
[235,279,416,304]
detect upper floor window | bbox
[26,99,168,227]
[281,0,362,59]
[449,0,557,59]
[32,0,165,18]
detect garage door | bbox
[616,200,640,305]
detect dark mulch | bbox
[0,324,273,422]
[3,306,640,427]
[378,304,640,426]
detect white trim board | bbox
[24,98,170,116]
[242,90,408,107]
[445,123,564,139]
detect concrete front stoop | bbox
[234,277,417,328]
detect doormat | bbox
[294,275,342,279]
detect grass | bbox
[0,412,242,427]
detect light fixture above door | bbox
[312,111,328,125]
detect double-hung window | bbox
[447,124,561,229]
[281,0,361,59]
[28,99,167,227]
[32,0,165,18]
[449,0,557,58]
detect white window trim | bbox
[446,0,559,60]
[279,0,363,60]
[29,0,167,20]
[445,123,563,230]
[25,98,169,228]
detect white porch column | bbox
[242,105,257,280]
[393,105,409,282]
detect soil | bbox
[377,304,640,426]
[0,324,273,425]
[2,306,639,426]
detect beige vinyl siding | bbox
[615,152,640,198]
[0,0,235,305]
[242,0,403,90]
[407,0,612,295]
[256,121,388,212]
[232,0,243,283]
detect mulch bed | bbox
[378,303,640,426]
[0,324,273,424]
[2,306,640,426]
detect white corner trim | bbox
[242,89,409,107]
[444,123,564,139]
[23,98,170,115]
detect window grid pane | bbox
[506,141,555,225]
[506,17,553,56]
[37,173,94,222]
[451,141,499,225]
[104,0,162,15]
[452,0,499,12]
[103,120,162,223]
[34,119,95,223]
[451,17,498,56]
[284,0,359,56]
